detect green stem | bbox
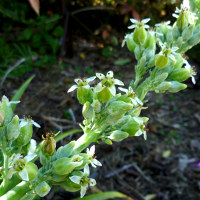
[73,130,102,154]
[0,181,31,200]
[20,191,36,200]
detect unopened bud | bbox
[52,155,83,176]
[167,81,187,93]
[42,132,59,156]
[133,27,147,44]
[155,81,172,93]
[96,87,113,103]
[126,34,136,52]
[35,181,51,197]
[56,141,76,159]
[108,130,129,142]
[82,102,93,121]
[176,12,189,31]
[93,100,101,113]
[7,115,20,141]
[77,87,93,105]
[155,54,169,68]
[168,68,191,82]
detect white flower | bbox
[155,21,171,27]
[133,117,148,140]
[158,42,179,61]
[183,59,196,84]
[128,18,151,29]
[8,139,37,181]
[118,87,143,106]
[20,118,40,128]
[86,145,102,168]
[172,0,198,24]
[0,96,20,107]
[95,71,124,96]
[68,76,96,93]
[70,164,96,198]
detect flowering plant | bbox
[0,0,200,199]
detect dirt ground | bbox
[2,38,200,200]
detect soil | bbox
[1,37,200,200]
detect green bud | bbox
[82,102,93,121]
[121,117,140,136]
[96,87,113,103]
[0,96,13,125]
[155,81,172,93]
[134,27,147,44]
[168,68,191,82]
[35,181,51,197]
[77,87,93,105]
[133,27,140,44]
[7,115,20,141]
[108,130,129,142]
[126,34,136,52]
[92,100,101,113]
[16,120,33,147]
[56,141,76,159]
[153,72,169,86]
[114,115,132,128]
[0,110,5,127]
[176,12,189,31]
[26,162,38,181]
[104,138,112,145]
[52,174,68,183]
[52,155,82,176]
[144,32,156,49]
[167,81,187,93]
[155,54,169,68]
[134,46,141,60]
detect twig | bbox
[0,58,26,89]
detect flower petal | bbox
[114,79,124,86]
[68,85,78,93]
[74,78,81,84]
[84,164,90,176]
[142,18,151,23]
[93,159,102,167]
[70,175,81,184]
[80,185,87,198]
[25,153,37,162]
[106,71,113,78]
[28,139,37,154]
[134,117,143,124]
[118,87,128,94]
[86,76,96,83]
[32,120,40,128]
[18,167,29,181]
[94,83,104,93]
[8,168,16,179]
[134,129,143,137]
[20,120,28,128]
[89,145,95,156]
[192,76,196,84]
[130,18,138,24]
[109,85,116,96]
[128,24,136,29]
[96,73,105,80]
[89,178,96,186]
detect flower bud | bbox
[167,81,187,93]
[92,100,101,113]
[16,119,33,146]
[155,54,169,68]
[126,34,136,52]
[82,102,93,122]
[26,162,38,181]
[0,96,13,125]
[114,115,131,128]
[96,87,113,103]
[0,110,5,127]
[104,138,112,145]
[155,81,172,93]
[35,181,51,197]
[52,155,83,176]
[144,32,156,49]
[108,130,129,142]
[7,115,20,141]
[77,87,93,105]
[42,132,58,156]
[168,68,191,82]
[176,12,189,31]
[56,141,76,159]
[133,27,147,44]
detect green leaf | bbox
[73,191,133,200]
[114,58,131,66]
[11,75,35,111]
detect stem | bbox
[0,181,31,200]
[21,191,36,200]
[73,130,102,154]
